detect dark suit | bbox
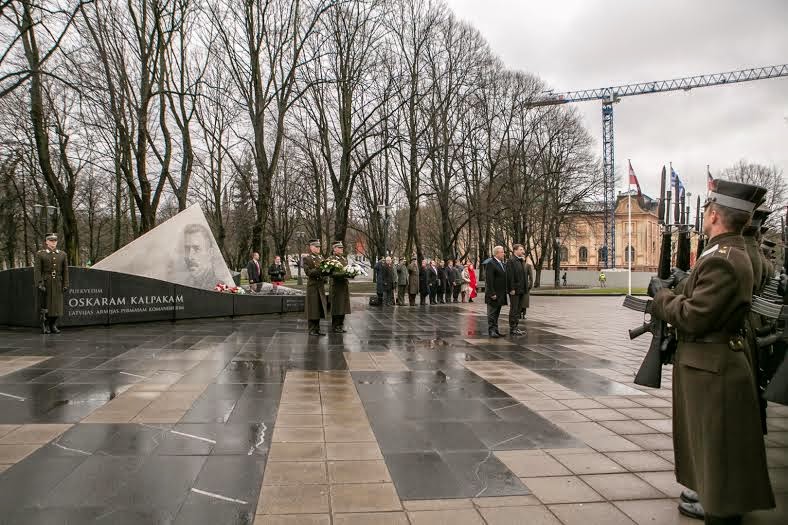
[506,255,527,330]
[419,266,429,304]
[427,266,439,304]
[247,259,262,291]
[381,264,396,306]
[485,257,507,334]
[437,266,448,303]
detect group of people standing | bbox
[246,252,287,292]
[374,257,478,307]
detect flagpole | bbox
[627,160,633,295]
[628,182,632,296]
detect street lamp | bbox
[376,204,392,257]
[33,204,58,233]
[295,231,305,285]
[554,236,562,288]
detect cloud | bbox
[447,0,788,204]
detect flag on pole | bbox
[670,166,685,198]
[706,165,714,190]
[628,160,641,197]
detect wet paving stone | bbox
[0,300,785,524]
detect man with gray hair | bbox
[485,246,507,337]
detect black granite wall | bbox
[0,267,304,327]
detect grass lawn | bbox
[531,286,647,295]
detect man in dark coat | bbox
[34,233,69,334]
[381,256,396,306]
[328,241,351,333]
[302,239,327,336]
[437,260,447,303]
[427,260,439,304]
[246,252,262,292]
[506,244,527,336]
[444,260,455,303]
[268,255,287,287]
[485,246,507,338]
[407,256,420,306]
[419,260,429,305]
[649,179,774,524]
[452,260,464,302]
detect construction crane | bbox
[531,64,788,269]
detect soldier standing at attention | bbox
[34,233,69,334]
[302,239,327,336]
[648,180,774,525]
[329,241,351,333]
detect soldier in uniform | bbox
[34,233,69,334]
[648,180,774,525]
[302,239,327,336]
[328,241,351,333]
[743,207,770,294]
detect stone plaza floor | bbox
[0,296,785,524]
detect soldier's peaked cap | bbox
[761,239,776,248]
[705,179,767,213]
[45,233,58,241]
[332,241,344,248]
[752,206,772,223]
[308,239,321,247]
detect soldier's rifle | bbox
[624,166,676,388]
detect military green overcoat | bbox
[33,248,69,316]
[302,253,327,321]
[652,232,774,516]
[328,255,351,316]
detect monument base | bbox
[0,268,304,328]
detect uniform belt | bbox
[678,334,736,344]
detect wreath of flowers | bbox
[214,283,246,294]
[321,257,360,279]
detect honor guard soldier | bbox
[302,239,327,336]
[34,233,69,334]
[647,180,774,524]
[329,241,351,333]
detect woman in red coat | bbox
[468,263,477,303]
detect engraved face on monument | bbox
[93,205,235,290]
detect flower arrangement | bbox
[320,258,345,276]
[320,258,360,279]
[214,283,246,294]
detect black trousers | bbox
[420,290,429,304]
[486,303,502,333]
[409,293,417,306]
[308,319,321,332]
[332,315,345,328]
[452,286,461,301]
[444,284,453,303]
[509,294,524,329]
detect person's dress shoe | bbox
[333,327,347,333]
[681,490,699,503]
[510,328,524,336]
[489,331,500,338]
[49,319,60,334]
[678,501,705,520]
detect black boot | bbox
[678,501,705,520]
[40,311,50,334]
[49,317,60,334]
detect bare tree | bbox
[720,160,787,229]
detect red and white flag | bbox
[628,160,642,197]
[706,165,714,190]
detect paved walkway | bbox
[0,297,784,524]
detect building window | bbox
[560,246,568,262]
[625,245,635,263]
[579,246,588,263]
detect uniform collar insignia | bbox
[700,244,719,258]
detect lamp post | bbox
[33,204,58,234]
[553,236,562,288]
[377,204,392,257]
[295,231,305,286]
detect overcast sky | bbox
[447,0,788,205]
